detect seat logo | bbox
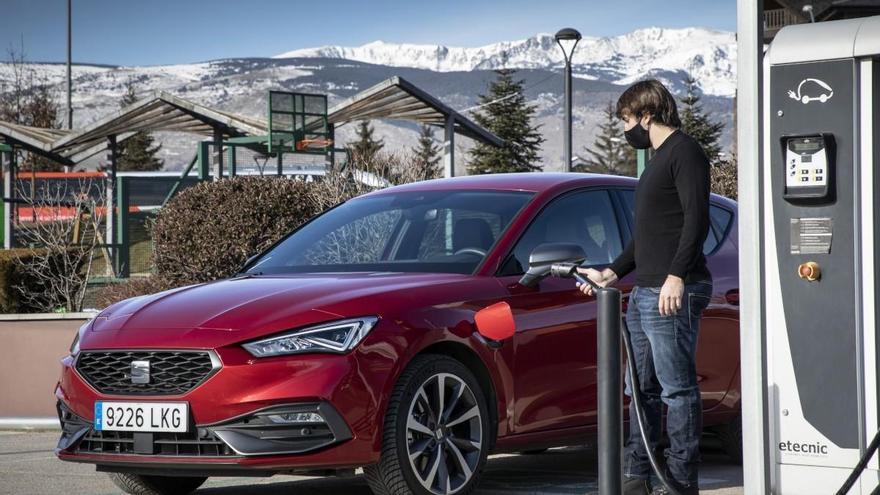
[130,360,150,384]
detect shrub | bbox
[151,177,322,285]
[711,158,738,201]
[92,276,176,309]
[0,248,55,313]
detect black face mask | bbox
[624,120,652,149]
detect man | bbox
[577,79,713,495]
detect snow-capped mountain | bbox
[0,27,735,172]
[274,28,736,97]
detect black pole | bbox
[67,0,73,130]
[597,287,622,495]
[563,58,572,172]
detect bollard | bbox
[596,287,622,495]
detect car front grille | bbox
[76,350,218,395]
[75,428,238,457]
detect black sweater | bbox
[609,129,712,287]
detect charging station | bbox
[739,12,880,494]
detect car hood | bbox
[83,272,473,349]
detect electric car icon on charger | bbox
[788,77,834,104]
[55,173,741,495]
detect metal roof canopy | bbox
[329,76,502,146]
[49,91,267,162]
[0,77,501,177]
[0,121,74,165]
[328,76,502,177]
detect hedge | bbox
[151,176,322,286]
[0,248,51,313]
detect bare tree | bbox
[0,40,63,172]
[312,150,434,209]
[12,179,105,312]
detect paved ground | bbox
[0,431,742,495]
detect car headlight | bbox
[70,319,92,356]
[69,332,80,356]
[242,317,379,358]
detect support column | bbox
[637,149,649,177]
[227,145,236,177]
[277,150,283,177]
[213,127,224,180]
[197,141,210,180]
[737,0,769,493]
[444,114,455,178]
[2,146,14,249]
[106,135,117,277]
[114,176,129,278]
[326,123,336,172]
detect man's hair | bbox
[616,79,682,128]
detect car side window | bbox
[620,189,636,225]
[498,190,623,276]
[706,205,734,254]
[619,188,732,256]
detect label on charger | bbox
[790,217,833,254]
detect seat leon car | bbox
[55,172,740,495]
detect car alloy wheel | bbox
[405,372,482,494]
[364,355,490,495]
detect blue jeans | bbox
[623,280,713,486]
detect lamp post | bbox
[556,27,581,172]
[67,0,73,130]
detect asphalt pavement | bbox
[0,431,743,495]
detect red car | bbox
[55,173,740,495]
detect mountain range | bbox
[0,27,736,173]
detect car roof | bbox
[358,172,738,210]
[361,172,638,196]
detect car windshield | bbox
[246,189,534,275]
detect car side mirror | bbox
[474,301,516,348]
[518,243,587,287]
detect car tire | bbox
[108,473,207,495]
[717,414,743,464]
[365,354,491,495]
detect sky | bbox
[1,0,736,67]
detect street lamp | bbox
[556,27,581,172]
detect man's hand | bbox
[575,267,618,296]
[659,274,684,316]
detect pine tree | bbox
[679,73,724,166]
[411,124,442,180]
[576,100,636,176]
[468,69,544,174]
[114,80,163,171]
[350,120,384,163]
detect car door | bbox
[615,188,739,409]
[494,188,626,434]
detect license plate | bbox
[95,402,188,433]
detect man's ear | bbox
[640,113,652,127]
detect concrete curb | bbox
[0,312,97,321]
[0,417,60,430]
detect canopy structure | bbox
[0,121,73,164]
[327,76,502,177]
[50,91,268,164]
[0,76,501,176]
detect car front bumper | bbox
[54,344,392,474]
